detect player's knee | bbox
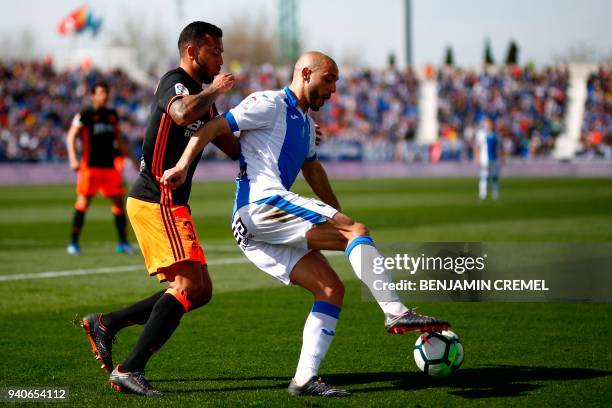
[183,283,212,310]
[165,287,192,313]
[74,197,91,212]
[166,282,212,312]
[320,279,345,303]
[190,286,212,309]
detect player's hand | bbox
[315,123,323,146]
[70,161,80,172]
[211,73,235,94]
[161,166,188,190]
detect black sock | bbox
[114,213,128,243]
[102,290,165,334]
[120,293,185,372]
[71,209,86,243]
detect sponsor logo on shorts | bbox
[232,217,250,249]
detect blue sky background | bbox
[1,0,610,67]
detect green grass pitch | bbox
[0,177,611,407]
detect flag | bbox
[57,5,103,37]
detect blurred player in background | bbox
[474,116,503,200]
[82,21,238,396]
[162,51,450,397]
[66,81,139,255]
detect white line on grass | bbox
[0,251,344,282]
[0,240,241,251]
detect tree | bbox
[505,39,519,65]
[222,14,277,66]
[444,45,455,66]
[484,37,495,65]
[109,15,171,72]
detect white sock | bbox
[492,181,500,200]
[294,301,340,385]
[479,179,487,200]
[346,236,409,316]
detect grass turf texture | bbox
[0,177,611,407]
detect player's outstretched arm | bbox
[66,123,81,172]
[161,116,233,189]
[301,159,341,211]
[168,73,234,127]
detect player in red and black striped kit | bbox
[81,22,239,396]
[66,82,139,255]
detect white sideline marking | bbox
[0,257,251,282]
[0,251,343,282]
[0,241,240,251]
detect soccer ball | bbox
[413,330,464,377]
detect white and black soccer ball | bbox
[413,330,464,377]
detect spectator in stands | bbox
[0,60,152,163]
[579,65,611,158]
[438,65,569,159]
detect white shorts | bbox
[231,191,338,285]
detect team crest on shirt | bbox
[175,83,190,96]
[243,96,257,110]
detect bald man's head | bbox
[293,51,337,76]
[290,51,339,111]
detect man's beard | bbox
[308,89,323,111]
[195,55,214,84]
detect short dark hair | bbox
[178,21,223,56]
[91,81,109,94]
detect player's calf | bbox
[290,251,345,306]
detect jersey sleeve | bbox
[157,73,191,113]
[305,118,318,162]
[71,112,83,128]
[222,93,276,133]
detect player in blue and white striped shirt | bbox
[474,117,503,200]
[162,51,449,397]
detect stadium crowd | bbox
[1,60,610,163]
[214,63,420,161]
[0,60,153,162]
[437,65,569,160]
[578,66,611,158]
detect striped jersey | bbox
[476,128,499,165]
[71,107,119,169]
[130,67,218,206]
[223,87,318,213]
